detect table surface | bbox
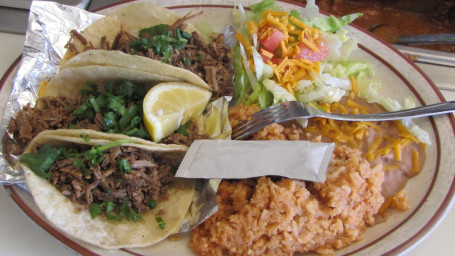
[1,31,455,256]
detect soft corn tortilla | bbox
[47,129,189,152]
[22,131,195,249]
[41,65,180,98]
[63,2,210,90]
[61,50,210,90]
[67,2,200,54]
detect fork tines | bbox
[231,104,288,140]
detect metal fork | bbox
[231,101,455,140]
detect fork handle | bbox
[323,101,455,121]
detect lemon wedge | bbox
[143,82,212,142]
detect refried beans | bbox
[190,100,423,255]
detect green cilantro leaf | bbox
[120,198,143,222]
[90,203,102,219]
[80,133,90,142]
[175,121,192,136]
[102,201,122,221]
[117,158,132,175]
[155,216,166,229]
[147,199,157,209]
[83,139,133,165]
[19,144,62,179]
[74,158,91,176]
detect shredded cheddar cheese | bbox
[260,48,274,59]
[412,149,420,173]
[235,32,253,56]
[379,196,394,214]
[303,100,423,169]
[240,8,324,93]
[350,75,358,95]
[246,21,257,35]
[237,9,425,174]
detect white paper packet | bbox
[176,140,335,182]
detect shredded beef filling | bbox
[67,20,233,98]
[161,121,210,146]
[47,145,174,214]
[4,97,82,157]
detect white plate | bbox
[1,0,455,255]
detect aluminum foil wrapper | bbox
[178,179,220,232]
[0,1,221,233]
[0,1,103,184]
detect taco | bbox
[4,65,211,167]
[19,130,194,249]
[64,2,233,96]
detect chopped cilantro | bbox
[19,144,62,179]
[89,96,101,113]
[175,121,192,136]
[89,203,102,219]
[183,57,191,66]
[119,105,138,131]
[74,101,95,120]
[74,157,91,176]
[104,111,119,131]
[147,199,157,209]
[155,216,166,229]
[129,24,192,58]
[91,199,143,222]
[139,24,169,37]
[102,201,122,221]
[117,158,132,175]
[120,198,143,222]
[83,139,133,165]
[79,81,98,95]
[74,80,151,140]
[80,133,90,142]
[107,95,127,116]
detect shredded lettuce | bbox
[234,44,273,108]
[262,79,296,104]
[289,0,361,32]
[230,0,429,144]
[252,48,274,81]
[297,0,320,19]
[379,97,431,144]
[321,30,358,61]
[297,85,345,103]
[247,82,273,108]
[323,61,374,79]
[321,73,351,90]
[409,123,431,145]
[249,0,281,20]
[232,2,247,30]
[356,72,382,102]
[302,13,362,33]
[239,44,259,90]
[233,44,252,104]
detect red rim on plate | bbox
[1,1,455,256]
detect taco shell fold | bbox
[61,50,210,90]
[22,130,195,249]
[41,65,180,98]
[68,2,200,54]
[62,2,210,90]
